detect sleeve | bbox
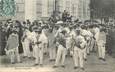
[80,40,86,48]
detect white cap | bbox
[56,21,63,25]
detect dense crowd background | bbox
[0,16,115,55]
[0,10,115,70]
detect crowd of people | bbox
[0,11,115,71]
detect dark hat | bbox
[61,30,67,34]
[33,27,41,32]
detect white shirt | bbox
[75,35,86,49]
[94,27,100,42]
[81,29,88,36]
[39,30,48,44]
[31,31,38,43]
[24,29,32,41]
[98,31,106,43]
[55,27,63,37]
[64,27,70,34]
[70,30,76,38]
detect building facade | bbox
[0,0,90,22]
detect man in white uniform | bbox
[73,30,86,70]
[93,25,100,52]
[97,28,106,61]
[85,30,93,55]
[31,26,38,58]
[53,30,67,68]
[22,27,32,58]
[68,26,76,56]
[94,25,100,42]
[64,26,71,56]
[48,28,56,61]
[89,25,95,52]
[80,25,89,60]
[42,27,48,54]
[37,28,47,66]
[32,27,43,66]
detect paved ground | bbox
[0,52,115,72]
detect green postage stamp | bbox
[0,0,16,16]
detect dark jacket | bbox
[6,33,19,50]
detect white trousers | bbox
[66,38,73,56]
[98,44,105,59]
[49,46,56,60]
[34,45,44,64]
[55,45,66,66]
[73,47,85,68]
[22,39,31,57]
[86,41,91,54]
[90,38,95,51]
[43,43,48,54]
[7,47,21,63]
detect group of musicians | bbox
[2,17,109,71]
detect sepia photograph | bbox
[0,0,115,72]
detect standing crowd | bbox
[0,11,114,71]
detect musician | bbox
[53,30,67,68]
[97,28,106,61]
[5,29,21,64]
[38,28,47,66]
[48,27,56,61]
[31,27,42,66]
[73,30,86,70]
[21,26,32,58]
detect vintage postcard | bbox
[0,0,115,72]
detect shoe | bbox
[23,56,27,58]
[49,59,53,62]
[53,66,58,68]
[102,58,106,61]
[81,68,85,70]
[11,62,15,64]
[31,57,35,60]
[33,64,39,66]
[44,53,47,55]
[52,59,55,61]
[18,61,22,63]
[61,65,65,68]
[99,58,102,60]
[87,53,90,55]
[74,66,78,69]
[50,59,55,61]
[28,57,32,59]
[40,64,43,67]
[70,56,73,57]
[84,59,87,61]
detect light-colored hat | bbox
[56,21,63,25]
